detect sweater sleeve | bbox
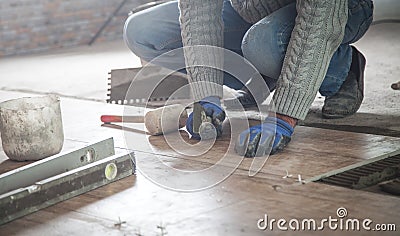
[230,0,294,23]
[272,0,348,120]
[178,0,225,101]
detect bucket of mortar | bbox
[0,95,64,161]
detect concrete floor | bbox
[0,0,399,136]
[0,41,139,101]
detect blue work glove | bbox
[186,96,225,140]
[235,117,294,157]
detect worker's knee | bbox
[123,12,155,60]
[240,3,296,80]
[241,20,291,80]
[123,2,182,62]
[342,0,373,44]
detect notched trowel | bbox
[107,66,191,107]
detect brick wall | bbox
[0,0,153,57]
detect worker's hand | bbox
[186,96,225,140]
[235,117,294,157]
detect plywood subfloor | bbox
[0,91,399,235]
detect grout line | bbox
[299,123,400,138]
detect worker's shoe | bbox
[322,46,366,119]
[224,76,275,110]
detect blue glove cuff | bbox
[201,96,221,107]
[264,117,294,137]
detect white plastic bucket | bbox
[0,95,64,161]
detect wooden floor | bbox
[0,91,399,235]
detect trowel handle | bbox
[101,115,144,123]
[192,103,203,134]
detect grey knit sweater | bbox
[179,0,348,120]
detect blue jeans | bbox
[124,0,373,96]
